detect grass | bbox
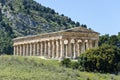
[0,55,119,80]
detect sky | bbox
[34,0,120,35]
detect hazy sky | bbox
[34,0,120,35]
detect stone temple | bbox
[13,27,99,59]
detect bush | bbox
[61,58,71,68]
[78,44,120,73]
[71,61,79,69]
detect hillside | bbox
[0,56,120,80]
[0,0,81,36]
[0,0,82,54]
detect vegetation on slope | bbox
[0,56,120,80]
[0,0,82,54]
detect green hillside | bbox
[0,0,82,54]
[0,56,119,80]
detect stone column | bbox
[17,45,20,56]
[23,44,25,56]
[89,40,93,49]
[75,40,78,58]
[14,46,16,56]
[34,43,36,56]
[44,41,47,57]
[73,42,76,59]
[56,40,59,58]
[77,42,79,57]
[40,42,43,56]
[81,40,85,53]
[52,40,55,58]
[16,46,18,56]
[85,40,89,50]
[30,43,33,56]
[65,44,68,58]
[20,45,22,56]
[68,39,71,58]
[48,41,51,58]
[26,44,29,56]
[60,39,64,59]
[37,42,40,56]
[95,40,98,47]
[64,39,68,58]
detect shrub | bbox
[78,44,120,73]
[61,58,71,68]
[71,61,79,69]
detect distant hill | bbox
[0,0,81,36]
[0,0,83,54]
[0,0,84,54]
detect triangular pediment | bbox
[64,27,99,34]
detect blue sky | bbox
[34,0,120,35]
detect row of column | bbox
[14,39,64,58]
[14,39,98,59]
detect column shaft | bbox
[73,43,76,58]
[44,41,47,57]
[23,44,25,56]
[14,46,16,56]
[52,40,55,58]
[48,41,51,58]
[37,42,40,56]
[68,39,71,58]
[95,40,98,47]
[30,43,33,56]
[60,39,64,58]
[26,44,29,56]
[56,40,59,58]
[81,40,85,53]
[40,42,43,56]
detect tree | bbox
[76,22,80,27]
[0,9,2,21]
[98,34,109,46]
[78,44,120,73]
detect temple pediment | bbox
[64,27,99,34]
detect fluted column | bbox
[77,42,79,57]
[48,41,51,58]
[33,43,36,56]
[17,45,20,56]
[65,44,67,58]
[68,39,71,58]
[52,40,55,58]
[26,44,29,56]
[95,40,98,47]
[16,46,19,56]
[60,39,64,58]
[14,46,16,56]
[73,42,76,59]
[75,40,78,58]
[19,45,22,56]
[89,40,93,49]
[23,44,25,56]
[40,42,43,56]
[44,41,47,57]
[30,43,33,56]
[56,40,59,58]
[81,40,85,53]
[85,40,88,50]
[37,42,40,56]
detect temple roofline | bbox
[13,26,99,41]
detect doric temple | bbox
[13,27,99,59]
